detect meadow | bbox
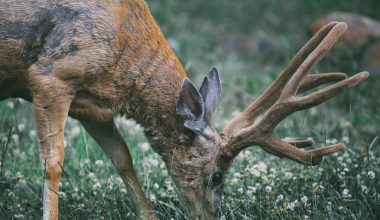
[0,0,379,219]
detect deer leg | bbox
[30,82,73,220]
[81,119,157,220]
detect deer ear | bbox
[176,78,206,132]
[199,67,221,119]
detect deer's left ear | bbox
[176,78,206,132]
[199,67,221,119]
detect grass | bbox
[1,0,379,219]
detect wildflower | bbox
[287,200,298,211]
[11,134,19,143]
[95,160,104,167]
[150,159,159,167]
[87,172,95,179]
[58,191,67,199]
[138,142,150,152]
[284,172,293,179]
[342,189,349,198]
[301,196,308,204]
[250,167,261,177]
[246,189,253,197]
[29,129,37,138]
[14,214,24,219]
[6,101,14,109]
[231,110,240,117]
[230,178,238,185]
[16,172,23,180]
[237,187,244,194]
[153,183,159,190]
[276,194,284,203]
[69,126,81,138]
[17,123,25,132]
[258,162,267,172]
[233,172,242,179]
[367,171,375,179]
[150,194,156,202]
[361,185,369,193]
[92,181,101,189]
[265,185,272,193]
[247,186,257,196]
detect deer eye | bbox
[211,172,223,185]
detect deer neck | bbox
[115,1,187,156]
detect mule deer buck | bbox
[0,0,368,219]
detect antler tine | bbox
[279,22,347,99]
[223,21,340,135]
[284,138,314,148]
[219,21,369,166]
[258,136,345,165]
[298,72,347,93]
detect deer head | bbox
[169,22,368,219]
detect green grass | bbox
[1,0,380,219]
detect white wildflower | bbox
[150,159,159,167]
[367,171,375,179]
[342,136,350,144]
[247,186,257,195]
[6,101,14,109]
[11,134,19,143]
[153,183,159,190]
[17,123,25,132]
[361,185,369,193]
[258,162,267,172]
[95,160,104,167]
[237,187,244,194]
[14,214,24,219]
[287,200,298,211]
[276,194,284,203]
[58,191,67,199]
[230,178,239,185]
[301,195,308,204]
[138,142,150,152]
[87,172,96,179]
[246,189,253,197]
[250,167,261,177]
[284,172,293,179]
[265,185,272,193]
[92,181,101,189]
[342,189,349,198]
[233,172,241,179]
[150,194,156,202]
[69,126,81,138]
[29,129,37,138]
[231,110,241,117]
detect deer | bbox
[0,0,368,219]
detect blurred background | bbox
[0,0,379,219]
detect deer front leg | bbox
[81,119,157,220]
[31,83,73,220]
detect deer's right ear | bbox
[176,78,206,132]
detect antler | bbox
[219,22,368,166]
